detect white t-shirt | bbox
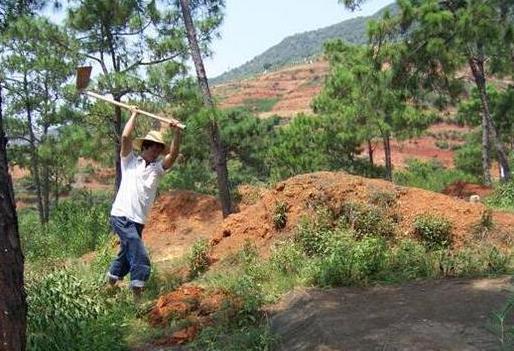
[111,152,165,224]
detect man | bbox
[106,110,181,298]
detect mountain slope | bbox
[211,2,396,84]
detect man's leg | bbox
[107,216,131,284]
[125,222,151,291]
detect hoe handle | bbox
[85,91,186,130]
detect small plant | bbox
[272,201,288,230]
[189,239,211,279]
[339,202,397,239]
[413,213,453,250]
[368,190,397,209]
[435,140,450,150]
[472,209,494,240]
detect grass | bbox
[23,185,513,350]
[241,97,279,113]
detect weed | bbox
[413,213,453,250]
[486,181,514,211]
[339,202,397,239]
[272,201,288,230]
[368,190,397,209]
[189,239,211,279]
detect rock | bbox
[469,195,480,203]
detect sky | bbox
[44,0,393,78]
[204,0,394,77]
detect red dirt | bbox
[210,172,514,258]
[143,191,223,262]
[148,284,230,346]
[442,180,493,200]
[213,60,328,118]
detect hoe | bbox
[76,66,185,129]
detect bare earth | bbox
[269,276,513,351]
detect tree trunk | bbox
[179,0,232,217]
[367,139,374,166]
[0,83,27,351]
[24,74,44,223]
[383,132,392,181]
[42,125,50,223]
[468,56,511,183]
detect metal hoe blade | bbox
[76,66,92,91]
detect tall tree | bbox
[66,0,188,192]
[0,1,46,348]
[388,0,513,184]
[178,0,232,216]
[1,16,76,223]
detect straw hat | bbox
[133,130,169,155]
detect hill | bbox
[211,2,397,84]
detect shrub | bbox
[486,181,514,211]
[294,208,334,256]
[27,269,129,351]
[386,240,434,281]
[368,190,397,209]
[339,202,397,239]
[413,213,453,250]
[394,158,477,192]
[189,239,211,279]
[20,190,111,260]
[272,201,288,230]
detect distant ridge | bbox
[211,2,397,84]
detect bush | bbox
[413,213,453,250]
[486,181,514,211]
[394,159,477,192]
[272,201,288,229]
[27,269,129,351]
[20,190,111,260]
[294,208,334,256]
[339,202,397,239]
[189,239,211,279]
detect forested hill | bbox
[211,2,397,84]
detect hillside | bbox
[211,2,397,84]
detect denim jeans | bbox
[107,216,150,288]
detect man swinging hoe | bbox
[76,66,185,298]
[106,110,181,298]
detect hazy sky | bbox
[205,0,394,77]
[44,0,393,78]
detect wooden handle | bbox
[84,91,186,130]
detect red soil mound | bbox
[148,284,229,346]
[210,172,514,258]
[144,191,223,262]
[442,181,493,200]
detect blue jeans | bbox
[107,216,151,288]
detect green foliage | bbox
[394,159,478,192]
[486,181,514,211]
[241,97,279,113]
[26,269,129,351]
[267,114,361,181]
[454,132,483,179]
[20,190,111,260]
[294,207,334,256]
[272,201,288,229]
[339,202,397,239]
[413,213,453,250]
[160,108,280,194]
[189,239,211,279]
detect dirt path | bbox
[269,276,513,351]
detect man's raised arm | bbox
[121,110,138,157]
[162,128,181,170]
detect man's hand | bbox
[163,126,182,170]
[121,110,138,157]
